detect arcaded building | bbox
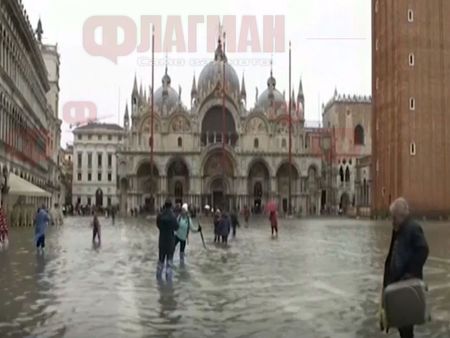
[117,38,324,215]
[372,0,450,216]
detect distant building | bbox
[322,90,372,215]
[72,124,125,208]
[372,0,450,217]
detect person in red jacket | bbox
[269,210,278,237]
[0,201,8,247]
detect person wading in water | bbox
[92,210,101,244]
[269,210,278,237]
[173,203,201,265]
[156,199,179,282]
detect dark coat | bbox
[218,214,231,237]
[230,213,239,229]
[383,217,429,288]
[213,215,220,235]
[156,208,179,250]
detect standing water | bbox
[0,216,449,337]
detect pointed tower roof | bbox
[191,73,197,97]
[36,18,44,42]
[124,102,129,118]
[240,73,246,98]
[133,75,138,94]
[297,78,304,99]
[139,83,143,97]
[334,87,338,97]
[267,58,276,89]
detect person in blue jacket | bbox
[34,204,50,253]
[174,203,201,264]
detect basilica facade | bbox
[117,39,324,216]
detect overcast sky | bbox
[23,0,371,147]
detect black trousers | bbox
[398,326,414,338]
[174,236,186,255]
[221,235,228,244]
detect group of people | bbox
[156,199,202,282]
[213,209,239,244]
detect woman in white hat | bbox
[173,203,201,264]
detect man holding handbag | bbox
[380,197,429,338]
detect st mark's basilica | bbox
[117,37,324,216]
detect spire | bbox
[298,78,304,99]
[267,58,276,89]
[36,18,43,42]
[162,61,171,87]
[133,74,138,94]
[139,82,143,98]
[124,102,129,118]
[124,102,130,130]
[334,87,338,97]
[240,73,246,99]
[214,28,227,62]
[191,74,197,97]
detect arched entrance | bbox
[202,151,234,211]
[137,161,159,213]
[210,177,228,210]
[276,163,299,214]
[248,160,270,214]
[167,158,189,205]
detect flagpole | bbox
[288,41,292,215]
[222,31,227,210]
[150,25,155,212]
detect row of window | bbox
[77,172,113,182]
[374,7,416,110]
[0,10,48,112]
[77,134,122,142]
[77,152,114,169]
[375,1,414,22]
[0,91,48,163]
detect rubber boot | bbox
[156,261,163,281]
[165,260,173,282]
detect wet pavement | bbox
[1,216,450,338]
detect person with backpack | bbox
[174,203,201,264]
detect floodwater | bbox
[1,216,450,338]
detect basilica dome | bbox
[197,39,240,99]
[256,73,286,114]
[153,69,180,114]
